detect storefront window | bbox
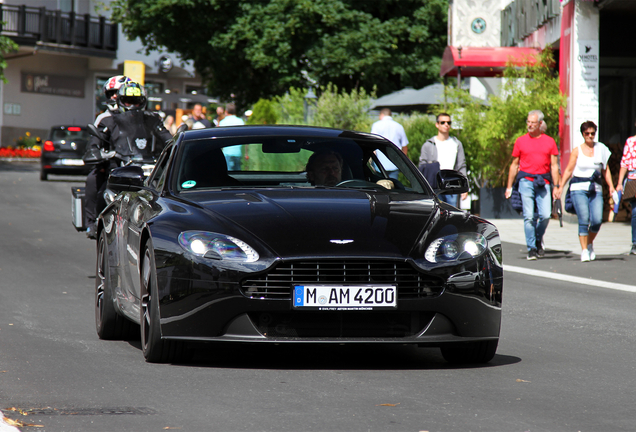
[186,85,207,96]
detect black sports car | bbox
[95,125,503,364]
[40,125,91,180]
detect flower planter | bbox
[0,148,41,158]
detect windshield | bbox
[172,135,430,196]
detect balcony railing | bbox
[0,4,117,55]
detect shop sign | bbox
[572,40,599,133]
[21,73,85,98]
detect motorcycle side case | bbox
[71,186,87,231]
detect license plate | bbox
[293,285,397,311]
[58,159,84,166]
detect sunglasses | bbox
[584,131,596,136]
[438,121,452,125]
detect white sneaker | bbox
[587,244,595,261]
[581,249,590,262]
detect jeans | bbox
[439,193,458,207]
[570,189,603,236]
[631,199,636,244]
[519,178,552,251]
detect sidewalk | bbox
[490,217,636,288]
[490,218,633,256]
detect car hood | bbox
[180,189,437,258]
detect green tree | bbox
[270,85,373,130]
[443,49,565,190]
[0,34,18,82]
[274,87,308,125]
[247,98,279,124]
[111,0,448,107]
[312,84,374,131]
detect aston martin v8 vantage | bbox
[94,125,503,363]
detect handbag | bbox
[623,179,636,200]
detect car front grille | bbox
[240,259,444,300]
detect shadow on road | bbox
[123,341,522,371]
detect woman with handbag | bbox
[616,127,636,255]
[558,121,615,262]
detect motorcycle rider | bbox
[94,75,131,126]
[83,81,173,239]
[83,76,131,239]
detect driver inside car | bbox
[306,150,343,186]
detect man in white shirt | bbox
[370,108,409,179]
[219,103,245,126]
[219,103,245,170]
[418,113,468,206]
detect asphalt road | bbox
[2,161,636,432]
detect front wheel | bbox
[440,339,498,364]
[140,240,189,363]
[95,230,136,340]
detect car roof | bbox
[180,125,383,142]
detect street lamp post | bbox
[304,88,317,123]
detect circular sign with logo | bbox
[471,17,486,34]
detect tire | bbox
[440,339,498,364]
[140,240,189,363]
[95,230,136,340]
[40,170,48,181]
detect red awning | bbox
[440,46,541,78]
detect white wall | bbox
[2,53,93,130]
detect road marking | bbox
[504,265,636,293]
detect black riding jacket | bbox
[83,110,173,164]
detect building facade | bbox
[448,0,636,173]
[0,0,215,147]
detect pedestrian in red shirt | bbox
[616,130,636,255]
[505,110,561,260]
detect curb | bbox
[0,158,39,163]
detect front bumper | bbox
[41,154,90,175]
[154,253,503,345]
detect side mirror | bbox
[175,123,188,135]
[107,165,145,192]
[436,169,469,195]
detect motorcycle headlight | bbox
[424,233,487,263]
[178,231,259,262]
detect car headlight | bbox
[424,233,487,263]
[178,231,259,262]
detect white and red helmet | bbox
[103,75,132,99]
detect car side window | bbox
[147,146,173,190]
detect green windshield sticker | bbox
[182,180,196,189]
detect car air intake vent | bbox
[241,260,443,300]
